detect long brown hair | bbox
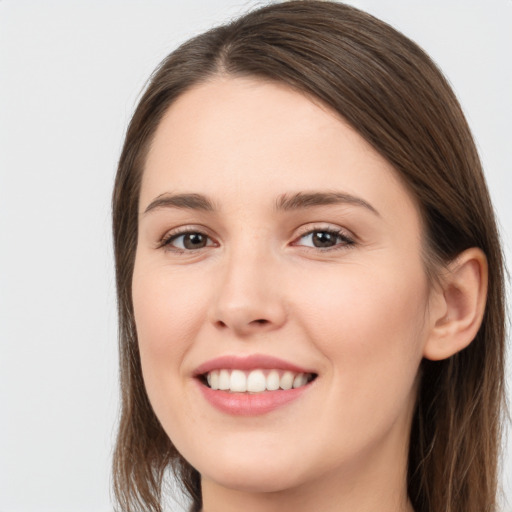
[112,2,506,511]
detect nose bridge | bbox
[210,234,285,334]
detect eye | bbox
[162,230,215,251]
[294,228,354,250]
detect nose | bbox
[209,248,287,337]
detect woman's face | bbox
[133,77,435,497]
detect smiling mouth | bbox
[200,369,317,393]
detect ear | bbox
[423,248,488,361]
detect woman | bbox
[111,2,506,511]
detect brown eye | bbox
[295,229,354,250]
[164,231,213,250]
[183,233,208,249]
[311,231,338,248]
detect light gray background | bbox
[1,1,510,511]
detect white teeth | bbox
[266,370,280,391]
[209,370,219,390]
[218,369,230,390]
[230,370,247,392]
[293,373,307,389]
[205,368,314,393]
[247,370,266,392]
[280,371,294,390]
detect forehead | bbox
[141,76,419,222]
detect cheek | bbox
[295,259,429,389]
[132,264,204,359]
[287,261,428,466]
[131,261,211,419]
[131,261,213,443]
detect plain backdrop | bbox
[1,1,511,511]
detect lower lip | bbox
[196,380,311,416]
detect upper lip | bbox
[193,354,315,376]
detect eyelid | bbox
[156,223,355,252]
[159,225,218,251]
[291,224,356,250]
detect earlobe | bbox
[423,248,488,361]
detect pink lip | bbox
[192,354,316,416]
[193,354,313,376]
[196,383,311,416]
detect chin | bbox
[203,466,302,494]
[192,449,310,494]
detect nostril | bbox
[253,319,269,325]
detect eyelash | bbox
[159,226,355,253]
[293,226,355,251]
[160,228,216,252]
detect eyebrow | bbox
[143,193,215,214]
[142,190,379,216]
[275,191,380,216]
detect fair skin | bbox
[132,77,487,512]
